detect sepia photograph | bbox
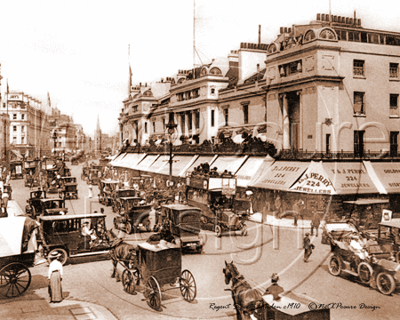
[0,0,400,319]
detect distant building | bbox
[94,115,102,156]
[0,113,10,163]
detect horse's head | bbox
[223,261,239,285]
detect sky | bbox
[0,0,399,136]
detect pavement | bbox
[0,201,319,320]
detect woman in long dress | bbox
[48,252,63,303]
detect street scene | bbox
[1,1,400,320]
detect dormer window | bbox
[210,67,222,75]
[304,30,316,42]
[320,28,337,40]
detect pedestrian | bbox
[2,188,9,217]
[88,184,93,198]
[303,233,315,262]
[293,199,303,226]
[264,273,284,301]
[311,210,321,236]
[48,252,63,303]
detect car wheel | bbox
[48,248,68,266]
[376,272,396,295]
[358,262,373,284]
[328,254,342,276]
[215,225,222,237]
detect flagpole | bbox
[5,80,8,164]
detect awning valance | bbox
[109,153,127,167]
[146,155,170,173]
[185,156,217,174]
[323,162,379,194]
[363,161,400,194]
[117,153,145,169]
[132,155,159,171]
[249,161,309,191]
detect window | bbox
[279,60,302,77]
[195,111,200,129]
[21,126,25,132]
[211,110,215,127]
[326,134,331,154]
[12,137,17,143]
[21,137,24,144]
[21,114,25,120]
[243,105,249,124]
[13,114,17,120]
[390,94,399,117]
[223,108,229,126]
[144,122,147,133]
[181,114,185,134]
[188,112,192,130]
[152,122,156,133]
[390,131,399,157]
[162,118,166,130]
[390,63,399,79]
[353,60,365,77]
[13,126,17,132]
[2,103,5,108]
[210,87,216,94]
[354,92,365,115]
[354,131,364,157]
[132,105,138,112]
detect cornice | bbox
[261,74,344,90]
[170,76,229,94]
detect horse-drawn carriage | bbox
[223,261,330,320]
[324,221,400,295]
[0,217,38,298]
[87,166,103,186]
[58,176,78,200]
[113,197,152,234]
[10,160,23,179]
[186,169,247,237]
[115,241,197,311]
[98,179,119,206]
[71,150,85,165]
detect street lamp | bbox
[52,130,57,157]
[166,113,177,189]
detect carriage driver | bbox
[81,222,97,245]
[349,233,369,270]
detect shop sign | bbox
[260,164,303,186]
[290,171,334,194]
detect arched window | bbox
[201,67,208,76]
[210,67,222,75]
[177,78,185,84]
[268,43,278,54]
[304,30,316,42]
[319,28,337,40]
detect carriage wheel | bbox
[122,270,136,294]
[328,254,342,276]
[125,222,132,234]
[241,224,248,236]
[179,269,197,302]
[145,276,161,310]
[358,262,373,284]
[0,262,31,298]
[48,248,68,266]
[376,272,396,295]
[215,225,222,237]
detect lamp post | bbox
[166,113,177,189]
[52,130,57,157]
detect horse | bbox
[108,230,138,280]
[223,261,265,320]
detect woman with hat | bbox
[48,252,63,303]
[264,273,284,301]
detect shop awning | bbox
[109,153,127,167]
[146,155,170,173]
[235,157,266,187]
[248,155,275,186]
[210,156,248,174]
[290,161,336,194]
[323,162,379,194]
[158,155,198,177]
[364,161,400,194]
[117,153,146,169]
[249,161,309,191]
[132,155,160,171]
[185,155,217,174]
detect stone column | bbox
[281,94,290,150]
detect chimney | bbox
[284,27,287,33]
[257,64,260,73]
[280,27,284,34]
[321,13,325,21]
[288,27,291,33]
[317,13,321,20]
[258,25,261,44]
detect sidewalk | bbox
[248,212,318,230]
[0,299,118,320]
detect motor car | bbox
[25,193,67,219]
[113,197,151,234]
[37,213,115,265]
[111,188,138,212]
[58,176,78,199]
[160,204,203,253]
[98,179,119,206]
